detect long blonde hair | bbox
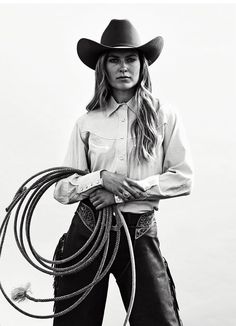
[86,52,160,163]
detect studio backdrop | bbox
[0,3,235,326]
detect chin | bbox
[118,84,134,91]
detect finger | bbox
[94,203,105,210]
[90,192,102,201]
[122,180,141,199]
[90,197,99,205]
[95,197,106,206]
[89,193,97,201]
[91,192,107,202]
[126,178,145,191]
[123,185,141,199]
[129,186,146,197]
[89,190,99,199]
[91,200,99,208]
[118,189,134,201]
[89,195,96,202]
[94,199,109,210]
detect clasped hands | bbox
[89,170,146,210]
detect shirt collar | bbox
[105,96,136,117]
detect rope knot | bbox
[11,282,31,302]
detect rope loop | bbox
[0,167,136,325]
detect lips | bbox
[117,76,130,79]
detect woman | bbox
[53,19,193,326]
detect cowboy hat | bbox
[77,19,164,70]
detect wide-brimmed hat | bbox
[77,19,164,70]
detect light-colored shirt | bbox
[54,96,193,213]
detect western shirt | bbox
[54,96,193,213]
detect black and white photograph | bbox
[0,1,235,326]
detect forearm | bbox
[115,169,193,204]
[135,170,193,200]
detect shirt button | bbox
[121,118,125,122]
[119,156,124,160]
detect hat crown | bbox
[101,19,141,48]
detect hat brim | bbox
[77,36,164,70]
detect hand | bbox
[89,189,115,210]
[130,186,148,200]
[101,171,144,201]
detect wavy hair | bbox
[86,52,160,163]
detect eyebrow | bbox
[107,53,138,58]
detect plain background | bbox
[0,2,235,326]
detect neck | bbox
[111,88,135,103]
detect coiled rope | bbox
[0,167,136,325]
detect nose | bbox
[119,60,128,73]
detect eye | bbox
[108,58,119,64]
[127,57,137,63]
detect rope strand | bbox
[0,167,136,325]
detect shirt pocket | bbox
[88,132,116,167]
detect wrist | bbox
[100,170,109,184]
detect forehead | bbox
[107,49,139,57]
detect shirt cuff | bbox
[68,170,103,193]
[135,175,160,191]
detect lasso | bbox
[0,167,136,325]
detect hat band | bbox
[102,43,140,48]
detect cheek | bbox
[133,64,141,81]
[106,65,115,80]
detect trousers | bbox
[53,199,183,326]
